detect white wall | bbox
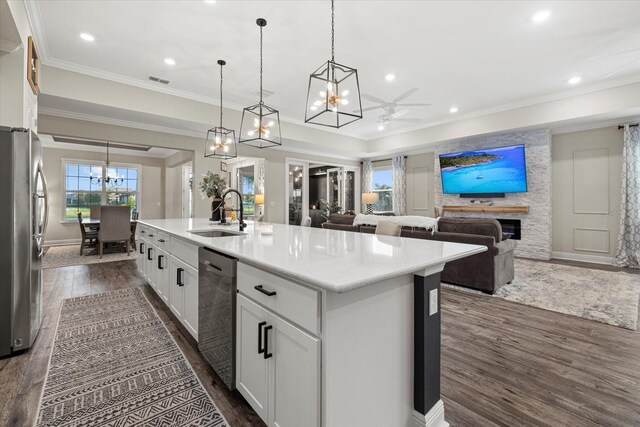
[551,126,623,263]
[42,146,165,244]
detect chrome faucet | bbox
[222,189,247,232]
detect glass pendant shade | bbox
[205,126,237,159]
[305,60,362,128]
[205,59,237,159]
[239,18,282,149]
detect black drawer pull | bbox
[158,254,164,270]
[254,285,276,297]
[177,268,184,286]
[148,234,154,238]
[139,242,145,254]
[147,247,153,261]
[264,325,273,359]
[158,239,165,243]
[258,321,266,354]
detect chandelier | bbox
[238,18,282,148]
[205,59,237,159]
[89,141,123,186]
[305,0,362,128]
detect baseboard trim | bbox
[412,400,449,427]
[551,251,614,266]
[44,239,81,246]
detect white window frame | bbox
[372,165,394,214]
[61,158,142,223]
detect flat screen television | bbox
[439,144,528,194]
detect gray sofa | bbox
[323,215,516,294]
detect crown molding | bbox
[23,0,49,62]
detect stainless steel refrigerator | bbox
[0,127,48,357]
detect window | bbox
[372,167,393,212]
[63,160,139,221]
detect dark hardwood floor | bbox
[1,259,639,427]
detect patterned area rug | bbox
[43,245,135,269]
[495,259,640,330]
[36,287,228,427]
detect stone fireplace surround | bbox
[435,129,552,260]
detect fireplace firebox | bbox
[497,219,521,240]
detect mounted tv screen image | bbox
[439,144,528,194]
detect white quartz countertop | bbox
[138,218,487,293]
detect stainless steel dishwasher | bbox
[198,247,237,390]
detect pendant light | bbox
[239,18,282,148]
[89,141,123,186]
[205,59,237,159]
[305,0,362,128]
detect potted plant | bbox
[320,199,342,222]
[199,171,228,222]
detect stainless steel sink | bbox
[188,230,245,238]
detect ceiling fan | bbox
[358,88,430,126]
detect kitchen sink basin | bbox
[188,230,245,238]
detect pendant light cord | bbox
[331,0,335,62]
[219,61,224,127]
[259,23,264,105]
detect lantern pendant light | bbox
[205,60,237,159]
[305,0,362,128]
[239,18,282,148]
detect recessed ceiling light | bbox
[568,76,582,85]
[378,125,385,131]
[164,57,176,66]
[79,33,95,42]
[449,107,459,113]
[532,10,551,23]
[385,74,395,82]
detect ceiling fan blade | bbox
[396,103,432,107]
[360,106,383,113]
[361,93,387,104]
[390,110,409,119]
[394,118,422,123]
[392,88,419,103]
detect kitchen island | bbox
[136,218,486,427]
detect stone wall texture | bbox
[435,129,552,260]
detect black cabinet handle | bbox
[177,268,184,286]
[158,239,165,243]
[258,321,266,354]
[264,325,273,359]
[157,255,164,270]
[139,242,145,254]
[254,285,277,297]
[148,234,154,238]
[147,247,153,261]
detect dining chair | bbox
[301,216,312,227]
[375,220,402,237]
[98,206,131,258]
[77,212,98,255]
[90,205,102,219]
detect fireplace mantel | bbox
[442,205,530,214]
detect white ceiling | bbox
[29,0,640,140]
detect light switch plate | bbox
[429,288,438,316]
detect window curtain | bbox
[362,160,373,193]
[392,155,407,216]
[614,125,640,269]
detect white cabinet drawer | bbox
[170,236,199,268]
[155,231,170,248]
[238,263,320,335]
